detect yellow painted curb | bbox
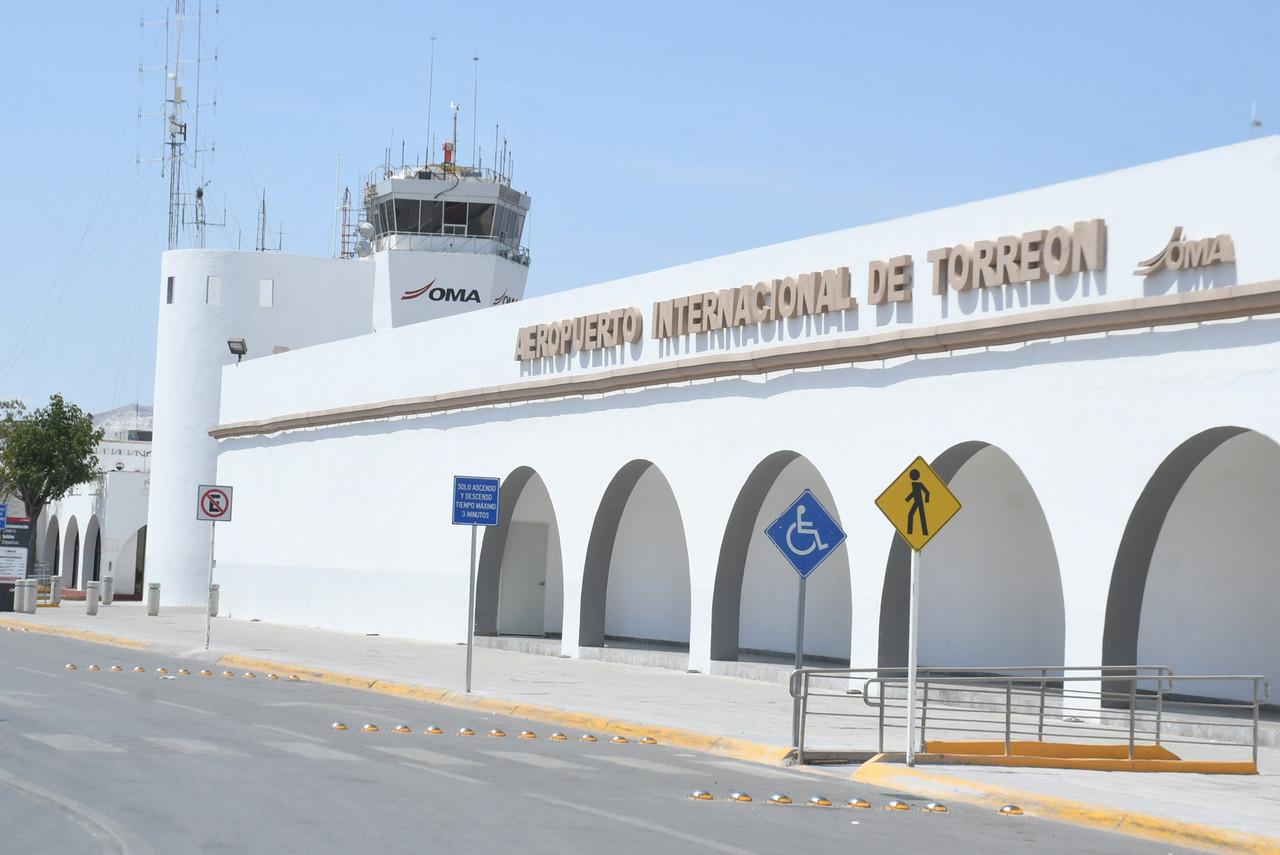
[0,617,148,650]
[852,757,1280,855]
[216,654,792,766]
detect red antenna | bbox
[442,141,455,165]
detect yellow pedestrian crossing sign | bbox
[875,456,961,551]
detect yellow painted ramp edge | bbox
[218,654,792,766]
[853,756,1280,855]
[0,617,148,650]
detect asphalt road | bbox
[0,631,1194,855]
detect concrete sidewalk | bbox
[4,604,1278,849]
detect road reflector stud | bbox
[579,734,597,743]
[133,666,146,673]
[924,803,948,813]
[65,664,77,670]
[519,731,536,739]
[110,665,123,672]
[242,672,256,679]
[638,736,657,745]
[550,732,567,741]
[267,674,279,680]
[425,726,443,735]
[287,675,300,682]
[767,794,793,805]
[488,729,507,738]
[361,724,379,733]
[808,796,832,807]
[332,722,348,731]
[885,800,911,811]
[729,792,752,803]
[998,805,1024,816]
[221,670,234,677]
[177,668,190,675]
[156,667,168,674]
[689,791,714,801]
[393,725,412,734]
[610,735,628,744]
[199,669,212,676]
[88,665,100,671]
[847,798,871,809]
[457,728,475,737]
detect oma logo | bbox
[401,279,481,302]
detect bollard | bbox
[13,580,27,614]
[23,579,37,614]
[85,581,100,616]
[208,583,220,617]
[146,583,160,616]
[50,577,62,606]
[102,576,114,605]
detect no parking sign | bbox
[197,485,234,522]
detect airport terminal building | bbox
[148,139,1280,698]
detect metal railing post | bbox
[1253,678,1260,769]
[919,680,929,752]
[1004,682,1012,756]
[1128,680,1137,761]
[1038,669,1046,742]
[878,682,885,754]
[797,672,809,765]
[1155,675,1164,746]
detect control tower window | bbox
[467,203,494,237]
[444,201,467,235]
[394,199,420,234]
[372,204,385,236]
[420,200,443,234]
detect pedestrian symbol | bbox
[874,457,960,551]
[764,490,847,578]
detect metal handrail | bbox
[789,666,1269,766]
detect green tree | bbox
[0,399,25,503]
[0,395,103,577]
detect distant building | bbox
[34,405,152,596]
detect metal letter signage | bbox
[874,457,961,552]
[1134,227,1235,276]
[196,485,234,522]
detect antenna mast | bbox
[426,35,437,164]
[165,0,188,249]
[256,191,267,252]
[471,53,479,166]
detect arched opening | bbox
[475,467,564,640]
[81,517,102,587]
[1105,428,1279,700]
[63,517,80,588]
[42,516,60,579]
[879,442,1065,670]
[710,451,851,664]
[580,460,691,651]
[115,525,148,600]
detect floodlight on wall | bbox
[227,338,248,363]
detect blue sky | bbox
[0,1,1276,413]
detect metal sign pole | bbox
[465,523,477,693]
[204,521,216,651]
[791,574,807,748]
[905,547,921,766]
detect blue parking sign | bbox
[764,490,847,578]
[0,503,6,530]
[453,476,501,526]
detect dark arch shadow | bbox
[1102,426,1248,673]
[579,459,686,648]
[475,466,540,636]
[878,441,991,669]
[710,450,802,662]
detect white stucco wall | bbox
[917,446,1065,668]
[501,475,564,636]
[1137,431,1280,700]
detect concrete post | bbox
[208,583,220,617]
[102,576,115,605]
[50,577,62,606]
[147,583,161,616]
[23,580,37,614]
[85,581,100,616]
[13,580,27,613]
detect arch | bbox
[81,516,102,585]
[879,442,1065,670]
[62,517,80,588]
[42,515,60,579]
[475,467,565,638]
[710,451,852,663]
[1106,427,1279,700]
[579,460,691,649]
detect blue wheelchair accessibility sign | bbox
[764,490,847,578]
